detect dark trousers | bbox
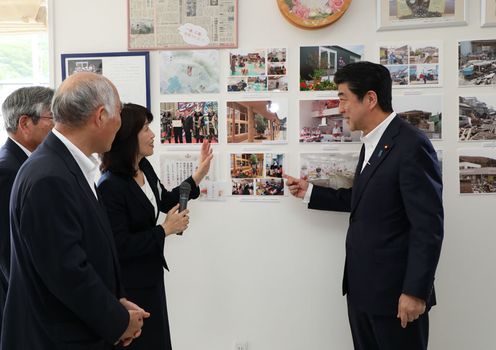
[173,127,183,143]
[347,300,429,350]
[184,129,192,143]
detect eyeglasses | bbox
[38,113,54,124]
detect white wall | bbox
[52,1,496,349]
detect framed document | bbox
[481,0,496,27]
[61,51,150,109]
[377,0,467,31]
[128,0,238,50]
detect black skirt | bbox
[121,281,172,350]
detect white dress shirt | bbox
[360,112,396,172]
[140,175,158,219]
[9,137,31,157]
[302,112,397,203]
[52,129,99,199]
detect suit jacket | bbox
[97,158,200,289]
[309,117,443,315]
[182,115,194,132]
[0,138,28,340]
[1,132,129,350]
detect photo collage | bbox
[154,37,496,197]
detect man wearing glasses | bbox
[0,86,54,341]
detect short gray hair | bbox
[51,73,120,128]
[2,86,54,133]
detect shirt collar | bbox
[9,136,31,157]
[360,112,397,146]
[51,128,99,186]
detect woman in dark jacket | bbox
[98,103,212,349]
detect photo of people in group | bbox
[231,153,285,196]
[228,48,288,92]
[67,59,103,75]
[227,99,288,144]
[299,99,361,143]
[160,101,218,144]
[299,45,363,91]
[255,178,284,196]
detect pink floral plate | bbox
[277,0,352,29]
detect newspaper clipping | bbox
[129,0,237,49]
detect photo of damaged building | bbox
[459,96,496,141]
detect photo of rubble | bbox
[459,95,496,141]
[459,148,496,194]
[458,40,496,87]
[393,94,442,139]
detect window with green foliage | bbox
[0,0,49,144]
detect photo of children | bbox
[160,101,218,144]
[228,48,288,92]
[255,179,284,196]
[231,153,285,196]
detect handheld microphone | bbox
[177,181,191,235]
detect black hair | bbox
[334,61,393,113]
[100,103,153,177]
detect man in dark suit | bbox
[0,86,54,341]
[1,72,149,350]
[285,62,443,350]
[182,111,194,143]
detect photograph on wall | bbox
[392,94,442,139]
[436,150,443,175]
[459,148,496,194]
[230,153,285,196]
[128,0,237,50]
[377,0,467,31]
[459,94,496,141]
[458,40,496,87]
[67,59,102,75]
[159,101,218,144]
[61,51,150,109]
[227,48,287,92]
[300,152,359,189]
[379,42,441,87]
[299,45,364,91]
[299,98,361,143]
[159,152,221,200]
[159,50,219,94]
[226,99,288,144]
[481,0,496,27]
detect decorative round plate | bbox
[277,0,352,29]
